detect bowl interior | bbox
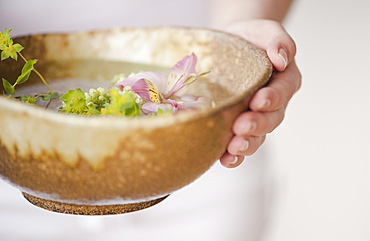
[0,27,272,120]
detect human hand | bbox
[219,19,302,168]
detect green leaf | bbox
[60,88,88,114]
[87,105,101,115]
[100,89,140,116]
[15,59,38,85]
[1,46,18,61]
[9,49,18,60]
[2,78,15,95]
[1,49,10,60]
[61,88,85,102]
[7,38,13,47]
[12,43,24,53]
[21,95,38,105]
[40,92,60,101]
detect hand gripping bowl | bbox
[0,27,272,215]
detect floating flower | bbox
[116,53,211,114]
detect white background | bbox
[1,0,370,240]
[264,0,370,240]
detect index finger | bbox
[249,60,301,112]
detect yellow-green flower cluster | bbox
[60,87,140,117]
[0,28,24,61]
[0,29,11,50]
[85,87,110,111]
[100,89,140,116]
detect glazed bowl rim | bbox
[0,26,273,130]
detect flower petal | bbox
[116,71,167,93]
[130,78,152,102]
[141,102,158,114]
[165,53,197,98]
[177,96,212,111]
[115,76,137,89]
[165,99,179,109]
[127,78,161,104]
[180,94,198,102]
[142,102,176,115]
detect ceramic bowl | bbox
[0,27,272,215]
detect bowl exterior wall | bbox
[0,102,243,205]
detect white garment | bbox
[0,0,209,36]
[0,1,273,240]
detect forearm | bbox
[210,0,295,28]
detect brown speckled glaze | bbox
[0,27,272,215]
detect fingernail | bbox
[258,98,271,109]
[229,156,239,165]
[278,48,288,69]
[244,121,257,133]
[239,140,249,152]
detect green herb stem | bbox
[18,52,53,92]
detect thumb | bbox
[225,19,297,71]
[266,31,297,71]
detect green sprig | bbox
[0,28,54,98]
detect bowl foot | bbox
[22,193,168,215]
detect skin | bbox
[210,0,302,168]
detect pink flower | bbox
[116,53,210,114]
